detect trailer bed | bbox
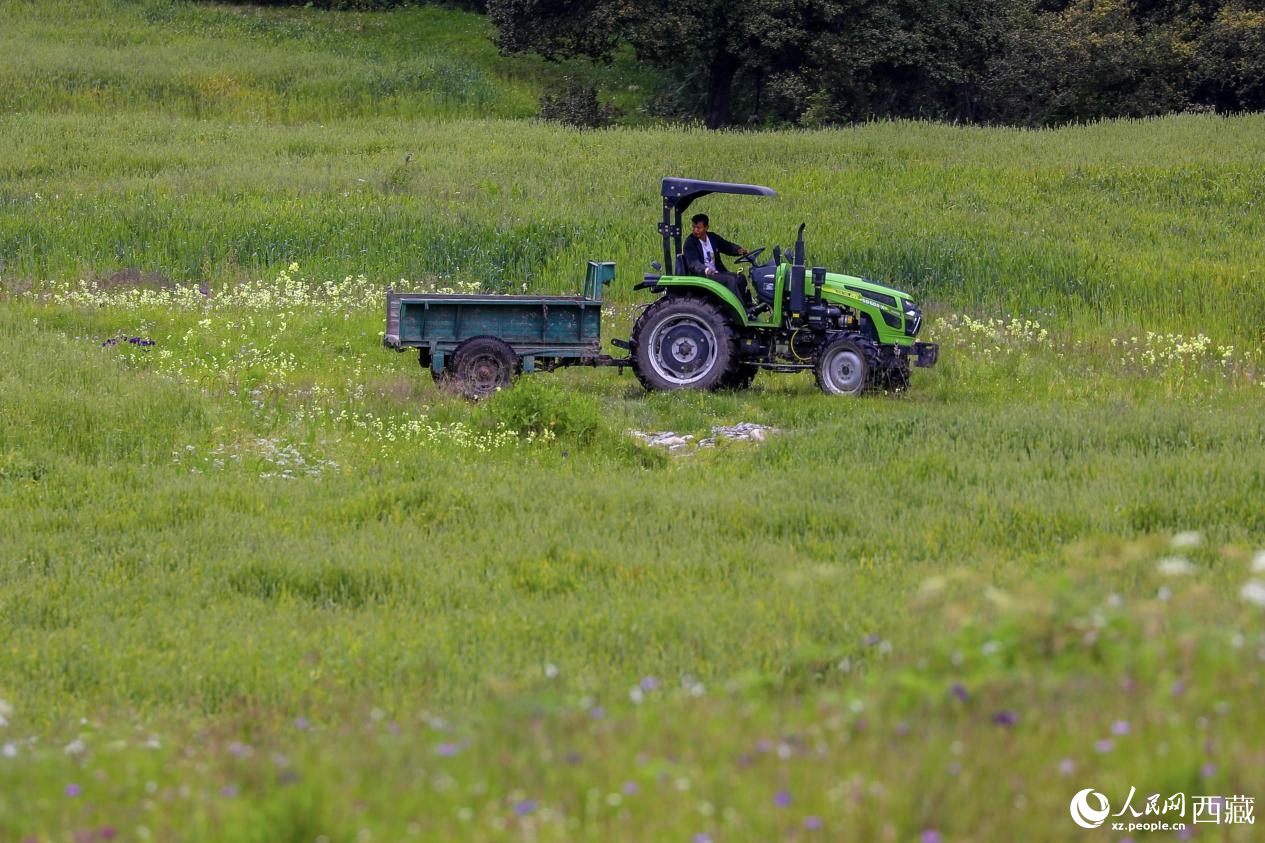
[384,261,622,383]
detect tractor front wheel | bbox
[631,296,737,392]
[815,335,876,396]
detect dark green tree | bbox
[488,0,1265,127]
[488,0,816,128]
[1193,4,1265,111]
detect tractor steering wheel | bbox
[736,246,766,266]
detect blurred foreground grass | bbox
[2,282,1264,838]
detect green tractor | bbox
[624,178,938,395]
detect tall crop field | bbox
[1,2,1264,841]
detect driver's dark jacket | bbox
[683,232,743,277]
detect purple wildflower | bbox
[1201,762,1217,778]
[221,784,239,798]
[1058,757,1075,776]
[622,781,639,795]
[863,634,881,646]
[588,706,605,720]
[1172,680,1186,696]
[992,710,1018,727]
[693,834,713,843]
[1112,720,1130,736]
[774,790,792,807]
[513,799,537,817]
[950,682,969,703]
[293,717,311,731]
[99,829,118,841]
[803,816,823,831]
[639,676,660,692]
[65,783,82,797]
[1095,739,1114,753]
[921,830,943,843]
[435,742,461,757]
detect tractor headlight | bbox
[902,299,922,338]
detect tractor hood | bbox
[820,271,923,339]
[822,272,913,309]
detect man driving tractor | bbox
[682,213,758,313]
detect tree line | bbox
[223,0,1265,128]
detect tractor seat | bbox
[751,265,778,304]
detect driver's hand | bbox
[738,247,748,255]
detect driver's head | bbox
[690,213,709,239]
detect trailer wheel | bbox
[445,336,518,399]
[631,296,736,392]
[815,335,875,396]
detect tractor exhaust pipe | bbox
[789,223,807,321]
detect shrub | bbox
[480,376,604,444]
[538,78,620,128]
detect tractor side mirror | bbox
[651,260,663,272]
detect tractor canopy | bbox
[659,177,778,271]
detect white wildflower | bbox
[1252,550,1265,573]
[0,699,11,728]
[1242,581,1265,609]
[1170,531,1204,550]
[1157,556,1196,576]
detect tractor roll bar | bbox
[659,178,778,272]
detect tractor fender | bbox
[648,276,747,322]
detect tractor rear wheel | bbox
[443,335,518,399]
[630,296,737,392]
[815,335,877,396]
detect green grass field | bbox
[2,2,1264,841]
